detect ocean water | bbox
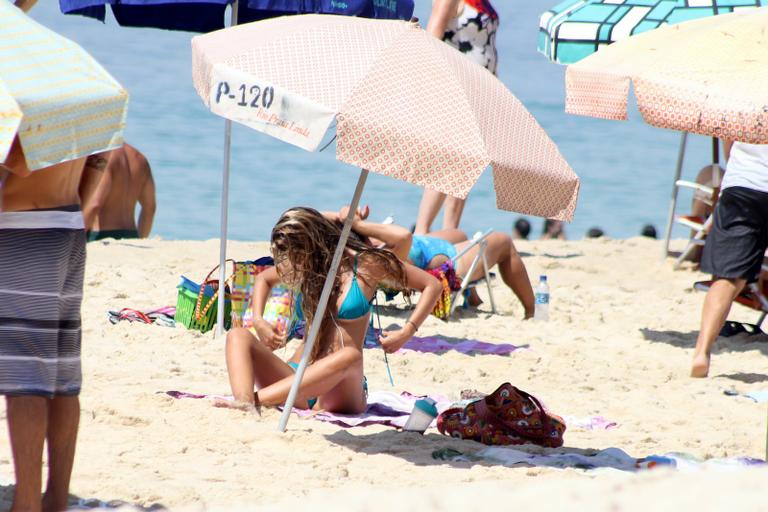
[29,1,717,241]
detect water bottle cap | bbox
[414,397,438,417]
[539,275,547,282]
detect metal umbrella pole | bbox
[215,0,239,337]
[661,131,688,260]
[277,168,369,432]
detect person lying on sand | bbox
[220,207,441,413]
[334,205,535,319]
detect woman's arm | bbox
[353,220,413,261]
[426,0,461,39]
[251,266,286,349]
[378,263,442,353]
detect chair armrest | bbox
[675,180,714,196]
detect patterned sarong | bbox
[0,205,85,397]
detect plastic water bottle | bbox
[403,397,438,434]
[534,275,549,322]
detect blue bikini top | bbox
[337,254,373,320]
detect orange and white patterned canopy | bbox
[565,8,768,144]
[192,15,579,221]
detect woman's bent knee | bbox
[226,327,258,349]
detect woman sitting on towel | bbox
[222,207,442,413]
[339,205,535,319]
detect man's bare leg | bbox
[442,196,466,231]
[42,396,79,512]
[691,277,745,378]
[414,189,446,235]
[7,396,47,512]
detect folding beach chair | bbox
[672,190,717,270]
[694,259,768,332]
[378,229,498,320]
[448,229,498,317]
[661,135,722,268]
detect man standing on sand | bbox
[0,137,95,512]
[80,143,156,241]
[691,141,768,378]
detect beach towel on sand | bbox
[162,390,616,431]
[432,446,766,472]
[363,331,525,356]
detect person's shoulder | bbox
[124,144,151,173]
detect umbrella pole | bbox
[277,168,369,432]
[661,131,688,260]
[711,137,720,186]
[215,119,233,337]
[215,0,240,338]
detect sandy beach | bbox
[1,236,767,511]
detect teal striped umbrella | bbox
[1,1,128,170]
[539,0,767,64]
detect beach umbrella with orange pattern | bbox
[564,8,768,255]
[191,14,580,431]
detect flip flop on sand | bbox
[719,321,764,338]
[108,307,176,327]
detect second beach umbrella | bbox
[191,14,580,431]
[564,8,768,255]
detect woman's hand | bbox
[338,204,370,224]
[254,318,288,350]
[379,323,416,353]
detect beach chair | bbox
[694,260,768,333]
[379,229,498,320]
[448,229,498,317]
[668,170,720,269]
[661,134,722,268]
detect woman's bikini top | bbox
[336,254,373,320]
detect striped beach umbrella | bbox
[1,1,128,170]
[539,0,767,64]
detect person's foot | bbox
[43,489,70,512]
[690,352,711,378]
[213,398,260,414]
[466,288,483,307]
[523,308,535,320]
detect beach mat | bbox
[363,331,526,356]
[432,446,766,472]
[161,390,616,431]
